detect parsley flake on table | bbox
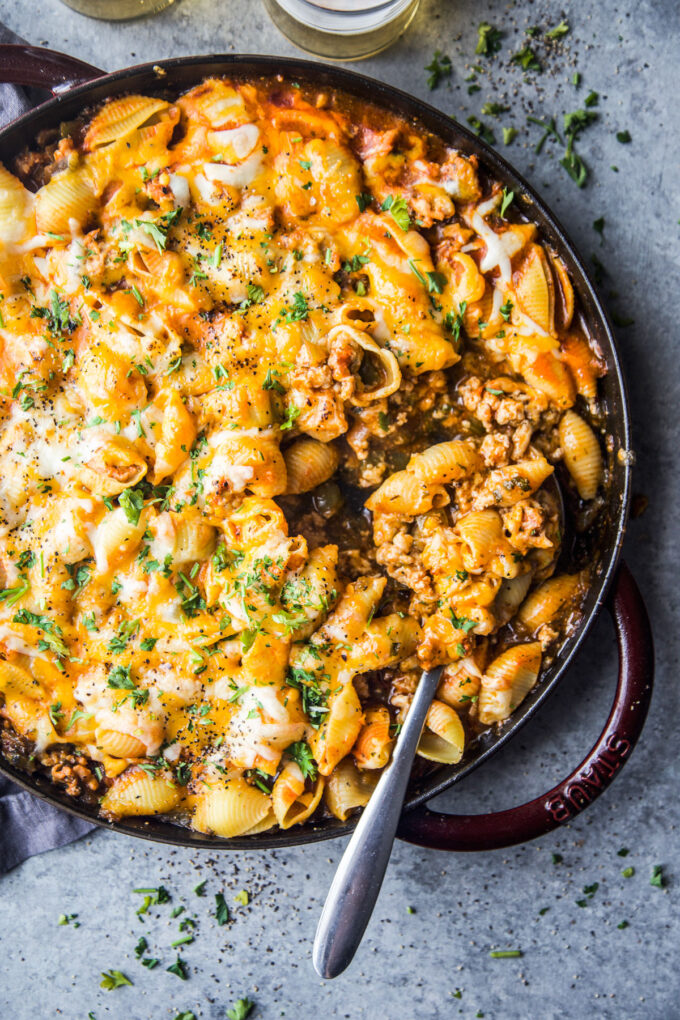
[234,889,250,906]
[227,998,255,1020]
[167,955,189,980]
[511,46,542,72]
[215,892,230,925]
[193,879,207,896]
[100,970,132,990]
[546,20,570,39]
[616,129,632,143]
[476,22,502,56]
[425,50,452,90]
[650,864,666,888]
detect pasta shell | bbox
[324,757,378,821]
[407,439,482,486]
[513,243,555,335]
[365,469,449,516]
[284,437,339,494]
[91,506,146,572]
[79,436,148,497]
[272,762,324,829]
[84,95,170,149]
[478,456,553,508]
[522,352,576,409]
[352,706,392,769]
[478,642,542,724]
[0,659,44,700]
[559,410,603,500]
[35,166,98,234]
[417,700,465,764]
[100,766,181,818]
[550,253,574,330]
[96,728,147,759]
[518,573,584,634]
[445,252,486,304]
[561,334,602,403]
[192,778,271,837]
[438,657,482,709]
[309,682,363,776]
[316,574,384,645]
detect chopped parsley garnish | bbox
[279,405,301,431]
[108,619,140,653]
[481,102,509,117]
[193,879,207,896]
[119,487,145,527]
[500,299,513,321]
[166,955,189,980]
[467,116,495,145]
[499,187,514,219]
[262,367,285,394]
[0,578,30,606]
[234,889,249,906]
[425,50,452,90]
[475,22,502,56]
[616,129,632,143]
[134,208,182,253]
[355,192,373,213]
[227,999,255,1020]
[511,46,541,72]
[275,291,308,327]
[450,612,476,633]
[545,20,569,39]
[215,892,230,925]
[285,666,329,728]
[13,608,68,658]
[445,302,467,346]
[426,271,447,295]
[527,115,562,154]
[100,970,132,990]
[650,864,665,888]
[285,740,318,780]
[107,665,148,707]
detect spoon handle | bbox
[313,665,443,979]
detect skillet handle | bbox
[397,562,654,851]
[0,44,103,94]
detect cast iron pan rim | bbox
[0,53,632,850]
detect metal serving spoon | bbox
[313,664,443,979]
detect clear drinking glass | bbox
[263,0,421,60]
[58,0,175,19]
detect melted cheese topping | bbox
[0,77,600,838]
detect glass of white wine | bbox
[58,0,176,19]
[263,0,421,60]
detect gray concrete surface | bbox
[0,0,678,1017]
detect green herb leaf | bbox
[119,487,145,527]
[227,998,255,1020]
[425,50,452,90]
[166,955,189,980]
[650,864,665,888]
[215,892,230,925]
[511,46,541,72]
[475,22,502,56]
[502,126,517,145]
[100,970,132,990]
[546,20,569,39]
[285,740,318,780]
[500,187,514,218]
[616,130,632,143]
[489,949,522,958]
[234,889,249,906]
[388,196,411,232]
[355,192,373,213]
[193,880,207,896]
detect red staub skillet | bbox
[0,45,654,853]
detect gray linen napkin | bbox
[0,24,97,872]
